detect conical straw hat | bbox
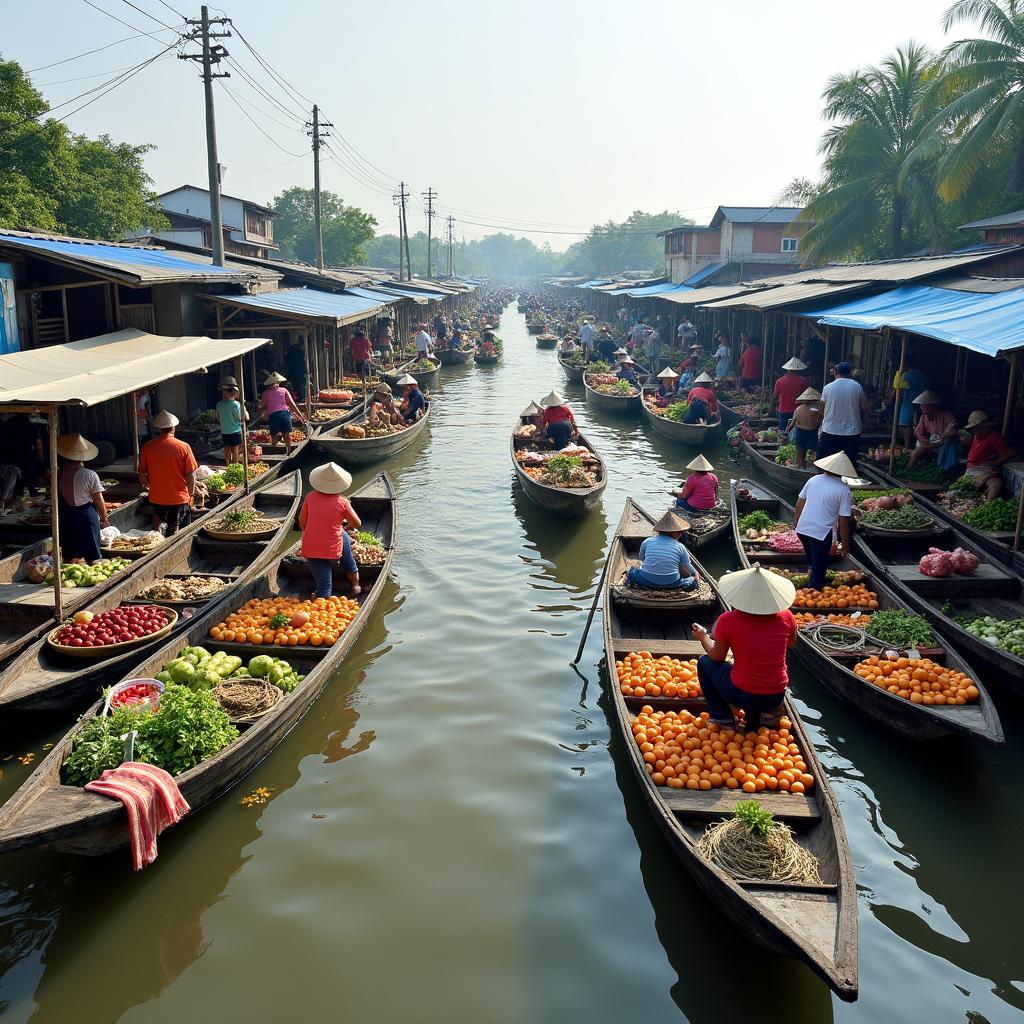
[265,372,287,385]
[965,410,992,429]
[814,451,857,477]
[782,357,808,371]
[541,391,567,407]
[912,390,941,405]
[686,454,714,472]
[520,401,542,417]
[152,410,179,429]
[613,347,628,356]
[657,366,679,379]
[719,563,795,614]
[57,433,98,462]
[653,510,690,533]
[396,374,418,386]
[796,387,820,402]
[309,462,352,494]
[693,372,714,384]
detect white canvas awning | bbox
[0,329,270,409]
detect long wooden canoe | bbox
[584,375,643,414]
[510,423,606,517]
[731,479,1003,744]
[0,472,302,715]
[604,498,859,1001]
[557,353,587,382]
[437,346,474,365]
[314,403,431,465]
[740,440,816,493]
[850,512,1024,699]
[0,474,396,858]
[474,347,502,365]
[408,355,441,387]
[526,320,545,334]
[642,389,721,445]
[536,333,558,349]
[378,356,417,389]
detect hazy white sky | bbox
[8,0,960,249]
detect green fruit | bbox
[248,654,275,678]
[191,668,221,691]
[167,659,196,685]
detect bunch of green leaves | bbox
[963,499,1018,532]
[222,463,246,487]
[866,610,936,648]
[734,800,774,837]
[775,444,798,465]
[853,488,910,503]
[947,476,976,495]
[546,454,584,484]
[663,402,691,422]
[586,361,610,373]
[613,380,635,395]
[738,510,776,532]
[355,530,380,547]
[220,506,259,531]
[204,473,226,493]
[62,705,149,787]
[891,455,952,484]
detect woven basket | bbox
[212,678,282,723]
[612,572,716,610]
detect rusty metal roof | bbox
[698,281,871,310]
[774,248,1020,284]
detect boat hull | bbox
[314,405,431,464]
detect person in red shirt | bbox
[738,336,763,389]
[298,462,362,598]
[349,328,374,380]
[684,372,719,424]
[138,410,198,536]
[540,391,578,448]
[693,564,797,728]
[772,357,810,431]
[963,410,1016,499]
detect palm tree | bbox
[800,43,942,261]
[929,0,1024,202]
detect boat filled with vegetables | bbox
[584,372,643,414]
[511,419,607,517]
[641,389,721,444]
[314,402,431,465]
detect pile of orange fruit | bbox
[631,706,814,794]
[793,583,878,610]
[794,611,873,628]
[209,596,360,648]
[852,655,980,705]
[616,652,701,698]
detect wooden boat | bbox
[510,424,606,517]
[850,514,1024,700]
[584,375,643,415]
[557,352,587,382]
[408,355,441,387]
[314,403,431,465]
[379,356,417,389]
[642,389,721,445]
[604,498,859,1001]
[474,346,502,365]
[0,473,302,715]
[731,479,1003,744]
[536,333,558,349]
[718,397,762,428]
[740,440,815,493]
[0,474,396,858]
[437,346,474,366]
[526,320,545,334]
[309,403,363,436]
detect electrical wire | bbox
[227,153,306,184]
[26,28,173,73]
[231,25,312,115]
[119,0,178,30]
[220,77,307,135]
[81,0,181,42]
[37,53,175,87]
[223,56,308,126]
[152,0,185,16]
[218,83,305,157]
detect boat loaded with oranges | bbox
[730,479,1003,745]
[0,473,396,859]
[603,497,859,1002]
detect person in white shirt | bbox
[628,320,647,351]
[818,361,868,466]
[677,318,697,346]
[414,324,433,357]
[56,433,109,562]
[793,451,855,590]
[579,320,596,354]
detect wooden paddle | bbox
[572,550,611,665]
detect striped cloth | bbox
[85,762,190,870]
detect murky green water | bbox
[0,304,1021,1023]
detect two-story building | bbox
[958,208,1024,246]
[140,185,279,259]
[659,206,811,285]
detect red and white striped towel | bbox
[85,762,190,870]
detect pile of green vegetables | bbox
[953,616,1024,656]
[866,610,936,648]
[663,402,691,422]
[947,476,977,495]
[853,488,911,505]
[186,410,220,432]
[891,455,953,485]
[586,361,610,374]
[62,684,238,786]
[204,473,226,493]
[157,645,304,693]
[46,558,131,588]
[738,510,782,533]
[963,499,1017,532]
[859,506,933,530]
[774,444,812,465]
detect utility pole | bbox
[422,187,437,278]
[180,6,232,267]
[306,105,333,271]
[392,190,405,280]
[446,215,455,277]
[394,182,412,281]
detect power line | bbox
[220,77,306,134]
[119,0,178,30]
[153,0,186,17]
[218,83,305,157]
[81,0,181,42]
[223,56,306,126]
[37,53,175,86]
[26,28,173,73]
[231,24,312,113]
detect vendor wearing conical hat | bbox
[792,451,857,591]
[962,409,1015,500]
[540,391,578,449]
[693,564,797,730]
[626,510,700,592]
[653,366,681,405]
[789,387,822,468]
[673,454,719,514]
[908,390,959,470]
[684,372,719,425]
[771,356,809,432]
[216,377,247,466]
[256,371,306,456]
[56,433,108,562]
[396,373,426,424]
[138,410,198,537]
[367,381,401,430]
[299,462,361,598]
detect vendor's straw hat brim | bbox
[912,390,942,406]
[686,454,715,472]
[309,462,353,494]
[814,451,857,477]
[57,433,99,462]
[540,391,567,407]
[520,402,542,417]
[693,372,715,384]
[653,510,690,533]
[782,357,808,371]
[152,410,179,429]
[796,387,821,402]
[266,372,287,385]
[657,367,679,378]
[396,374,418,386]
[719,563,796,614]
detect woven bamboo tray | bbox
[46,606,178,659]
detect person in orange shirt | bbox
[138,410,198,536]
[299,462,362,598]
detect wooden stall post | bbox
[48,411,63,623]
[1002,349,1019,435]
[888,331,907,474]
[759,311,769,409]
[303,331,313,420]
[821,327,830,390]
[237,356,251,496]
[129,391,140,474]
[1014,481,1024,551]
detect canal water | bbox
[0,303,1020,1023]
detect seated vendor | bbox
[908,391,959,469]
[367,383,401,428]
[684,372,719,424]
[626,510,699,591]
[961,411,1015,499]
[654,367,680,406]
[616,356,640,386]
[397,374,426,423]
[674,454,719,513]
[540,391,578,448]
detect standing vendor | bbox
[792,451,855,590]
[216,377,246,465]
[962,410,1016,499]
[56,433,108,562]
[258,372,306,456]
[887,352,930,449]
[299,462,362,598]
[771,357,810,431]
[789,387,822,468]
[138,410,197,537]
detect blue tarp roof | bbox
[812,284,1024,357]
[622,282,695,298]
[683,262,726,286]
[578,279,612,288]
[205,287,390,325]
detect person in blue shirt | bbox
[216,378,246,465]
[617,356,641,386]
[887,352,929,449]
[626,511,700,590]
[397,374,426,423]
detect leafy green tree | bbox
[0,57,165,238]
[270,185,377,265]
[563,210,691,275]
[800,43,942,260]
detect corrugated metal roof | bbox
[773,248,1020,285]
[0,230,277,286]
[201,287,391,326]
[347,286,410,305]
[683,262,726,286]
[938,274,1024,293]
[372,283,447,302]
[711,206,804,226]
[700,281,870,310]
[959,208,1024,230]
[656,283,762,306]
